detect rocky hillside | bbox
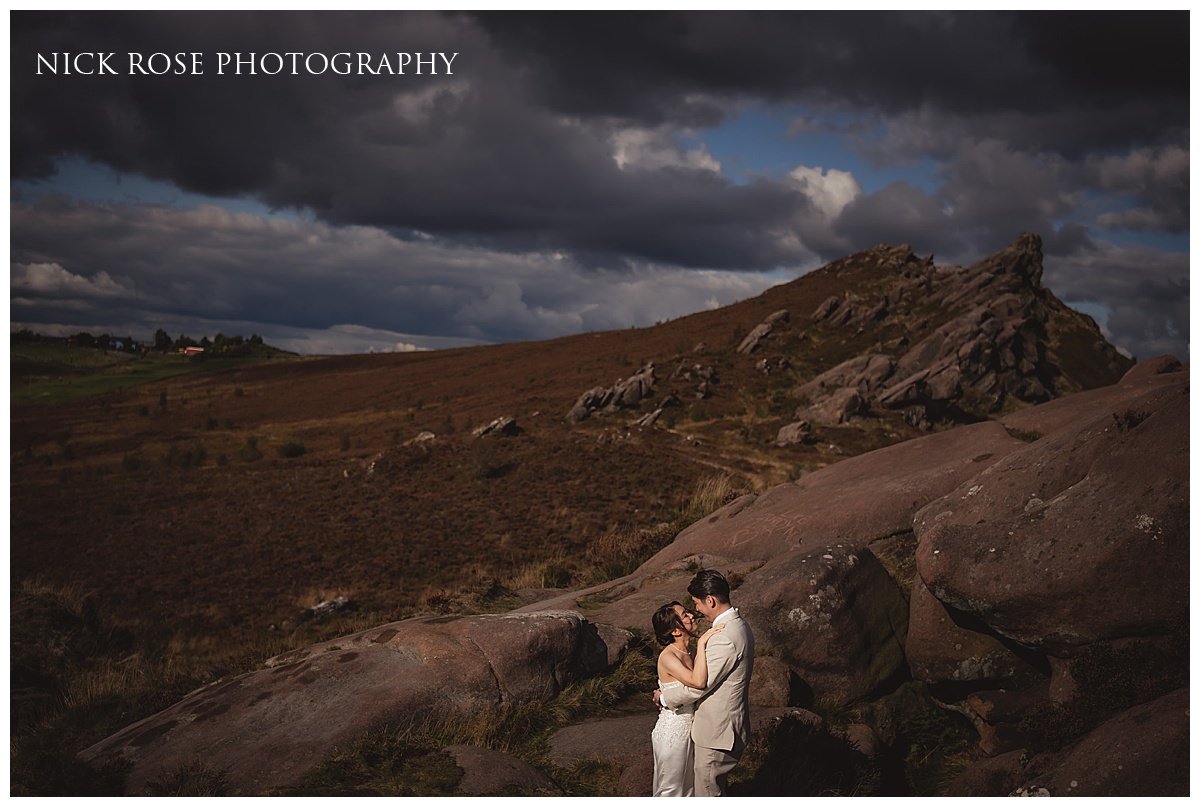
[14,233,1164,795]
[74,336,1184,793]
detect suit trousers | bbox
[694,742,741,796]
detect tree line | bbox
[12,328,268,356]
[151,329,265,355]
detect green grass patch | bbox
[11,345,295,405]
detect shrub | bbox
[681,474,746,523]
[278,442,307,458]
[586,523,676,582]
[238,437,262,463]
[162,445,206,468]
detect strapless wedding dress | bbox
[651,680,695,797]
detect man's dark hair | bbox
[688,569,730,604]
[652,601,689,647]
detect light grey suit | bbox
[659,607,755,795]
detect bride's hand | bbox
[697,623,726,646]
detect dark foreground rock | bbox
[915,376,1188,653]
[1038,686,1189,796]
[550,707,819,795]
[80,612,615,794]
[444,744,562,795]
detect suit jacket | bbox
[660,608,755,752]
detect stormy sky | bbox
[10,11,1190,359]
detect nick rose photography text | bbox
[35,51,459,76]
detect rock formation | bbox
[567,363,657,421]
[73,226,1182,797]
[80,612,623,794]
[520,355,1187,793]
[794,235,1132,429]
[737,309,790,354]
[472,416,521,438]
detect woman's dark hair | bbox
[687,569,731,604]
[652,601,689,647]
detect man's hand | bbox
[652,688,662,708]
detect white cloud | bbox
[610,127,721,174]
[787,165,862,222]
[11,262,133,298]
[391,80,471,124]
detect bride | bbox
[650,601,724,797]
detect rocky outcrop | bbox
[652,418,1025,566]
[80,612,616,794]
[530,356,1187,775]
[949,687,1190,796]
[737,310,789,354]
[914,376,1187,653]
[738,545,910,705]
[774,420,812,446]
[567,386,613,422]
[1038,687,1189,796]
[609,363,657,408]
[755,355,791,374]
[633,408,663,427]
[793,354,895,403]
[799,387,868,426]
[749,656,799,706]
[567,364,657,421]
[905,578,1041,688]
[472,416,521,438]
[795,234,1133,427]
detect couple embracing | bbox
[650,570,755,797]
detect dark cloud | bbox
[14,12,828,271]
[477,11,1187,154]
[11,195,781,347]
[1044,241,1189,362]
[8,11,1189,360]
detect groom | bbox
[656,569,755,796]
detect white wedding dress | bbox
[651,680,695,797]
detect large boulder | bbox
[566,364,657,421]
[799,387,868,426]
[905,578,1042,687]
[737,310,789,354]
[81,612,612,794]
[1038,687,1189,796]
[609,363,656,409]
[737,545,909,706]
[648,419,1024,566]
[914,378,1188,653]
[774,420,813,446]
[793,354,895,403]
